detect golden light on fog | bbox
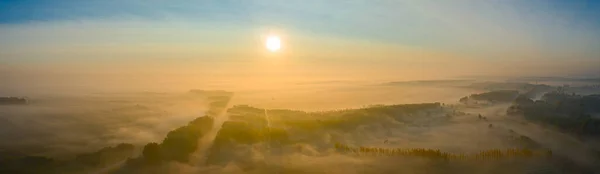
[266,35,281,52]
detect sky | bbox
[1,0,599,92]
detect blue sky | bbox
[1,0,599,79]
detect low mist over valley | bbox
[1,78,600,174]
[2,1,600,173]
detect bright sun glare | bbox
[266,35,281,52]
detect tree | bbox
[142,143,162,164]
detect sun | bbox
[265,35,281,52]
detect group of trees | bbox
[0,143,135,174]
[0,91,233,174]
[134,93,232,167]
[146,116,214,163]
[118,94,233,173]
[205,103,444,166]
[284,103,443,131]
[459,90,520,104]
[213,121,289,145]
[204,120,290,166]
[177,102,457,165]
[508,91,600,136]
[334,143,550,160]
[466,82,552,92]
[224,103,443,133]
[74,143,135,168]
[0,97,27,105]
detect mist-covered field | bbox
[0,92,216,158]
[1,79,600,174]
[3,1,600,173]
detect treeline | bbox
[310,103,442,116]
[466,82,552,92]
[300,103,443,131]
[459,90,520,104]
[0,97,27,105]
[0,143,135,174]
[0,92,233,174]
[508,92,600,136]
[204,120,289,165]
[112,93,233,174]
[204,103,444,165]
[225,103,442,132]
[138,116,214,164]
[228,103,441,117]
[132,93,233,166]
[334,143,551,160]
[215,121,289,144]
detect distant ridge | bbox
[0,97,27,105]
[381,79,475,86]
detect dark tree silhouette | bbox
[142,143,162,164]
